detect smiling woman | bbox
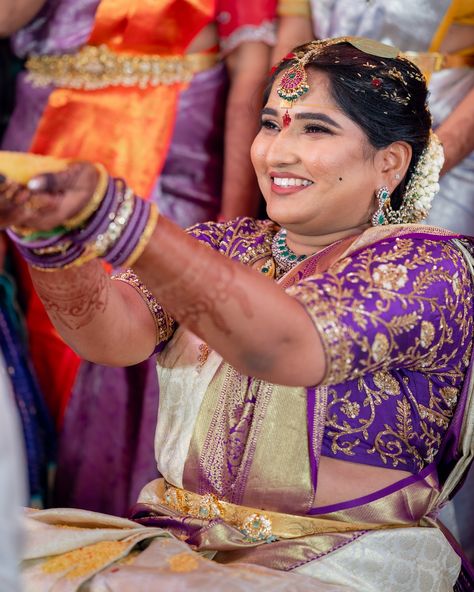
[0,37,473,592]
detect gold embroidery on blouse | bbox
[288,239,473,386]
[368,396,422,468]
[297,238,473,469]
[225,219,276,265]
[372,263,409,290]
[420,320,435,349]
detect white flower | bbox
[383,132,444,225]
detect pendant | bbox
[277,60,309,105]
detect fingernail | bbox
[27,177,44,191]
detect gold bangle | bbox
[63,163,109,230]
[122,203,160,268]
[30,246,98,272]
[111,269,168,345]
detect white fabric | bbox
[0,352,27,592]
[155,327,223,488]
[295,527,461,592]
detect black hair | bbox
[264,41,432,210]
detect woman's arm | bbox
[29,260,159,366]
[436,87,474,175]
[0,0,46,37]
[272,0,313,64]
[133,216,325,385]
[220,42,271,219]
[0,163,324,385]
[30,216,325,386]
[272,15,314,65]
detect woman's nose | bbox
[265,129,300,168]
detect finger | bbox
[27,162,87,195]
[0,183,30,210]
[27,172,62,193]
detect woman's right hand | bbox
[0,161,100,231]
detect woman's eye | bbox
[304,124,332,134]
[260,119,279,131]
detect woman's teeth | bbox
[272,177,313,187]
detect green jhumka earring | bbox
[372,186,391,226]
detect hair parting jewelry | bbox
[275,37,402,109]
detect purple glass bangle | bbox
[73,178,122,245]
[7,175,155,270]
[6,228,67,250]
[108,201,150,268]
[105,198,149,266]
[15,242,85,268]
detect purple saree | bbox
[21,218,474,591]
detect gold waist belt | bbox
[162,483,416,543]
[26,44,220,90]
[402,51,474,75]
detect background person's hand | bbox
[0,161,99,231]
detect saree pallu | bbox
[21,225,474,590]
[309,0,474,235]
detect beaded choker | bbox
[271,228,307,272]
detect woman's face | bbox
[251,69,383,238]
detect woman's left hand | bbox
[0,161,99,231]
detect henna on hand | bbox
[32,261,110,331]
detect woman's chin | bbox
[265,202,306,227]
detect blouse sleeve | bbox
[216,0,277,56]
[287,237,473,386]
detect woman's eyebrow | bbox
[261,107,278,116]
[260,107,342,129]
[295,112,342,129]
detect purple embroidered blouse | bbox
[131,217,474,474]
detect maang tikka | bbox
[275,36,401,112]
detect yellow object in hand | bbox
[0,151,69,184]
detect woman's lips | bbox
[270,176,313,195]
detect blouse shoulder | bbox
[187,217,278,263]
[288,236,474,385]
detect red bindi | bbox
[283,110,292,127]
